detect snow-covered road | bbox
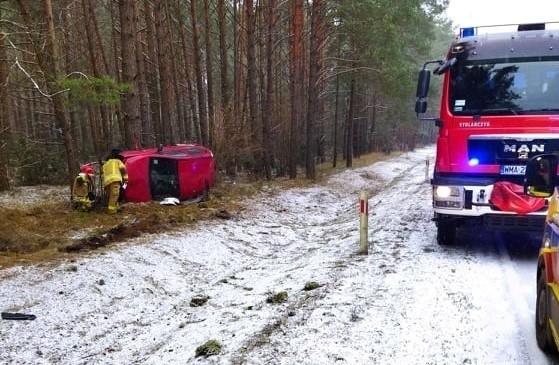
[1,146,557,364]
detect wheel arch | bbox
[539,246,555,285]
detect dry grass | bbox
[0,184,247,269]
[0,150,397,269]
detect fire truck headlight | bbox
[433,185,464,209]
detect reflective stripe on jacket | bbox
[102,158,128,187]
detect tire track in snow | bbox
[231,150,438,364]
[239,147,531,365]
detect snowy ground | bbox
[0,185,69,208]
[0,146,554,364]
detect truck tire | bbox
[437,221,456,246]
[536,268,557,352]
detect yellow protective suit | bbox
[72,173,95,212]
[102,157,128,213]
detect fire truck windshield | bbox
[449,59,559,116]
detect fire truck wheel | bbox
[436,221,456,246]
[536,268,557,352]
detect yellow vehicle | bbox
[525,154,559,352]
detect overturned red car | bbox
[119,144,215,203]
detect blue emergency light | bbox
[468,158,480,167]
[460,27,475,37]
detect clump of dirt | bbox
[266,291,288,304]
[61,217,155,252]
[189,294,210,307]
[303,281,321,291]
[195,339,222,357]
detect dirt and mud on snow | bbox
[0,146,546,364]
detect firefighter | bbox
[72,165,96,212]
[102,149,128,214]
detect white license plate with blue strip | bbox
[500,165,526,175]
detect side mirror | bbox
[415,69,431,99]
[524,154,558,198]
[415,100,427,114]
[415,69,431,115]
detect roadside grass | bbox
[0,150,398,269]
[0,186,245,268]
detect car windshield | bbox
[449,59,559,115]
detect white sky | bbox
[445,0,559,29]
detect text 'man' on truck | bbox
[415,22,559,245]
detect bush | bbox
[8,138,68,185]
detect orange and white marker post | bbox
[359,191,369,254]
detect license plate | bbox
[500,165,526,175]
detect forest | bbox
[0,0,453,191]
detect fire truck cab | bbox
[416,22,559,245]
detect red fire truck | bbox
[415,22,559,245]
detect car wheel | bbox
[536,268,557,352]
[437,221,456,246]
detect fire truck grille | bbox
[483,214,545,232]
